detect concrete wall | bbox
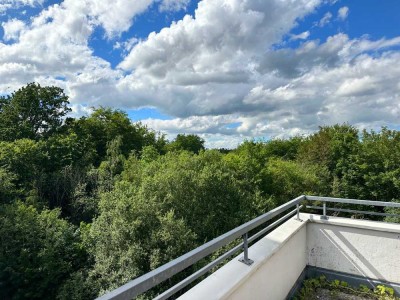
[228,223,306,300]
[178,217,307,300]
[307,217,400,284]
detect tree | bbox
[71,107,165,165]
[338,127,400,200]
[0,83,71,141]
[167,134,205,154]
[0,203,86,300]
[0,168,18,204]
[298,124,359,177]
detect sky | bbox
[1,0,400,148]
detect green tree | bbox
[0,168,18,204]
[87,183,197,297]
[298,124,359,177]
[167,134,205,154]
[0,83,71,141]
[261,158,326,206]
[338,128,400,200]
[71,107,165,165]
[0,203,86,300]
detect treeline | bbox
[1,83,399,299]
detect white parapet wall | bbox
[179,214,400,300]
[307,215,400,284]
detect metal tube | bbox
[306,205,400,219]
[296,204,301,220]
[249,207,300,243]
[243,233,249,261]
[239,233,253,266]
[321,202,328,220]
[305,195,400,208]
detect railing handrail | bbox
[96,195,400,300]
[305,195,400,208]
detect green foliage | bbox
[86,183,197,297]
[338,128,400,200]
[261,158,326,206]
[295,276,399,300]
[298,124,359,176]
[0,168,18,203]
[122,150,253,240]
[88,150,262,297]
[167,134,205,154]
[262,136,304,160]
[0,83,71,141]
[0,202,86,300]
[375,285,395,297]
[71,107,164,165]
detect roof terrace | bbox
[97,196,400,300]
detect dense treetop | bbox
[1,84,399,299]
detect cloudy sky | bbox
[1,0,400,148]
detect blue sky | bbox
[1,0,400,148]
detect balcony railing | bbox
[96,195,400,300]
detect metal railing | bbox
[97,195,400,300]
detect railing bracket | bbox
[239,257,254,266]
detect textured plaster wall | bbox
[307,220,400,284]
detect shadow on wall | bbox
[307,223,400,288]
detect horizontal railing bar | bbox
[306,206,400,218]
[154,207,301,300]
[154,242,244,300]
[305,196,400,208]
[248,207,300,244]
[96,195,305,300]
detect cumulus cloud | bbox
[317,11,332,27]
[0,0,45,13]
[338,6,349,21]
[1,0,400,148]
[2,18,26,41]
[159,0,190,12]
[86,0,154,38]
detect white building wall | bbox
[307,217,400,283]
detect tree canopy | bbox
[0,83,71,141]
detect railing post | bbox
[321,202,328,220]
[239,233,254,266]
[296,204,301,221]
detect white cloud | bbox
[290,31,310,41]
[86,0,154,38]
[338,6,349,21]
[0,0,45,13]
[317,11,332,27]
[1,0,400,148]
[2,18,26,41]
[114,37,140,53]
[159,0,190,12]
